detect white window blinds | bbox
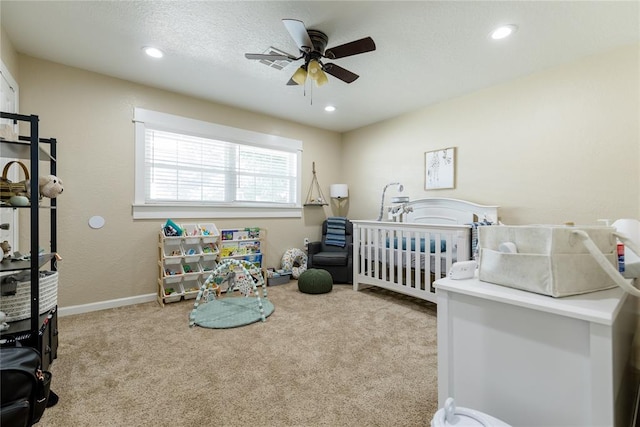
[133,108,302,219]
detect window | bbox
[133,108,302,219]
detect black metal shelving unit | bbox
[0,112,58,368]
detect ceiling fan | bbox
[245,19,376,87]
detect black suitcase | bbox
[0,346,52,426]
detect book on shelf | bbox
[238,240,260,255]
[221,227,261,241]
[242,253,262,269]
[220,240,261,257]
[245,227,260,239]
[220,242,238,257]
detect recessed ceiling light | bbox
[490,25,518,40]
[143,46,164,58]
[324,105,336,112]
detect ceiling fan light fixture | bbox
[245,19,376,88]
[315,70,329,86]
[307,59,322,76]
[324,105,336,112]
[291,66,308,85]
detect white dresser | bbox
[435,277,638,427]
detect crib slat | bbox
[353,221,472,304]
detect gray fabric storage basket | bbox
[478,225,618,297]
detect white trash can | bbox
[431,398,511,427]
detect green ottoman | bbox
[297,269,333,294]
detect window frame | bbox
[133,108,303,219]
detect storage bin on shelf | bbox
[199,223,219,243]
[162,221,183,239]
[202,241,219,257]
[181,242,202,262]
[161,281,183,303]
[181,223,201,244]
[181,260,201,277]
[182,276,202,300]
[163,262,184,278]
[200,258,218,274]
[162,240,183,264]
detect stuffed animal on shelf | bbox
[39,175,64,198]
[0,241,11,260]
[0,311,8,331]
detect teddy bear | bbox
[39,174,64,198]
[0,240,11,259]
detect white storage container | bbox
[163,262,183,278]
[162,281,183,303]
[201,242,219,258]
[162,240,183,264]
[161,221,183,239]
[182,242,202,262]
[181,260,201,277]
[182,223,201,244]
[182,276,202,299]
[200,258,218,273]
[199,223,220,243]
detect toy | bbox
[39,174,64,199]
[0,241,11,259]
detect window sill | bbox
[132,204,302,220]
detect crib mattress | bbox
[363,246,455,274]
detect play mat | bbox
[189,258,274,329]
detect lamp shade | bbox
[330,184,349,199]
[292,66,307,85]
[307,59,321,76]
[315,70,329,86]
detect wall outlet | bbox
[303,237,309,248]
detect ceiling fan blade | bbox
[324,37,376,59]
[322,63,359,84]
[245,53,296,61]
[282,19,313,52]
[286,78,299,86]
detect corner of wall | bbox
[1,25,19,81]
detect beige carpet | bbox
[40,282,439,427]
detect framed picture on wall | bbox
[425,147,455,190]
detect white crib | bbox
[352,198,499,303]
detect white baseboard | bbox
[58,293,157,317]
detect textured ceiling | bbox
[1,1,639,132]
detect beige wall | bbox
[0,25,18,78]
[15,55,342,307]
[343,44,640,225]
[3,33,640,309]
